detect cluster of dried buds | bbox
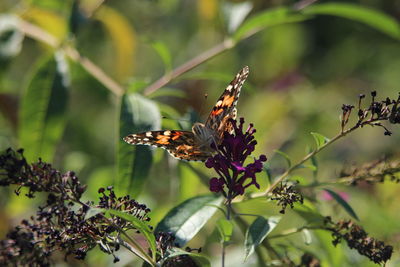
[270,182,304,214]
[341,91,400,135]
[324,217,393,264]
[0,148,152,265]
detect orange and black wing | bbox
[123,130,212,161]
[205,66,249,142]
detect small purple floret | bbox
[206,118,267,198]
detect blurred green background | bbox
[0,0,399,266]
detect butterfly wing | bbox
[205,66,249,142]
[123,130,212,161]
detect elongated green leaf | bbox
[151,41,172,73]
[19,52,70,162]
[162,248,211,267]
[274,149,291,168]
[117,93,161,197]
[244,216,281,261]
[105,209,156,259]
[303,3,400,40]
[217,218,234,243]
[156,195,223,247]
[323,189,359,220]
[310,132,330,150]
[234,7,310,41]
[95,6,136,80]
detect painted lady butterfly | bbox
[123,66,249,161]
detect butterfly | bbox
[123,66,249,161]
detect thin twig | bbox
[247,119,381,200]
[18,19,125,97]
[143,39,235,96]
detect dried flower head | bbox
[271,182,304,214]
[341,92,400,135]
[324,217,393,264]
[205,118,267,199]
[340,158,400,185]
[0,148,152,265]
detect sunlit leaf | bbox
[22,6,68,40]
[310,132,330,150]
[217,218,234,243]
[19,51,70,162]
[303,3,400,40]
[323,189,359,221]
[0,15,24,58]
[234,7,310,41]
[302,228,312,245]
[95,5,136,80]
[117,93,161,197]
[222,1,253,33]
[244,216,281,261]
[156,194,223,247]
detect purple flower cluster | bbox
[206,118,267,198]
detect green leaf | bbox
[244,216,281,261]
[155,194,223,247]
[151,41,172,73]
[323,189,359,221]
[117,93,161,197]
[216,218,234,243]
[19,52,70,162]
[162,248,211,267]
[310,132,330,150]
[303,3,400,40]
[105,209,157,259]
[274,149,291,168]
[234,7,310,41]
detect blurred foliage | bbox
[0,0,400,266]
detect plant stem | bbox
[222,196,233,267]
[143,39,235,96]
[246,121,373,200]
[18,19,125,97]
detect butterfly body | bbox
[123,66,249,161]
